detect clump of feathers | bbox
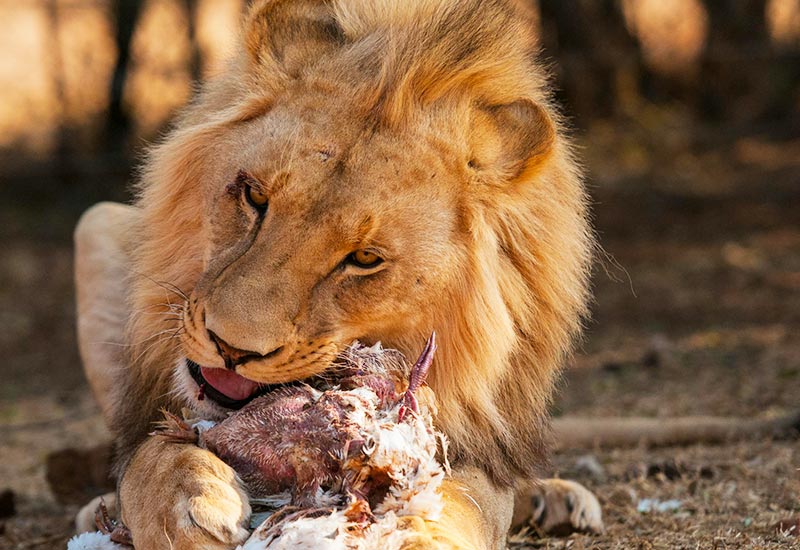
[70,337,449,550]
[67,532,127,550]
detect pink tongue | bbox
[200,367,260,401]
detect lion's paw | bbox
[513,478,604,537]
[178,476,253,547]
[120,440,251,549]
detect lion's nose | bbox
[208,330,283,370]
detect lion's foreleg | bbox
[399,466,513,550]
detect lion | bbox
[74,0,602,547]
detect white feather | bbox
[66,532,126,550]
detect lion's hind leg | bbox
[74,202,138,535]
[74,201,139,425]
[512,478,604,537]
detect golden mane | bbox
[114,0,593,486]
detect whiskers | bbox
[112,271,192,364]
[128,269,190,316]
[91,307,183,348]
[131,272,189,322]
[128,325,186,366]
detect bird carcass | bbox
[69,334,448,550]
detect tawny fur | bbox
[112,0,592,492]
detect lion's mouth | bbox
[186,360,265,409]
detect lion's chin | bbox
[173,359,228,420]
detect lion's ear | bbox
[244,0,345,76]
[470,99,556,184]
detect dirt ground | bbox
[1,116,798,549]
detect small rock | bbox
[574,454,606,481]
[637,498,682,514]
[641,349,661,369]
[601,361,623,373]
[608,486,637,507]
[644,334,673,369]
[698,465,715,479]
[0,489,15,519]
[625,461,648,481]
[647,459,683,481]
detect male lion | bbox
[74,0,599,547]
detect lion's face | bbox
[179,93,467,412]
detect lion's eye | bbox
[348,250,383,269]
[245,185,269,211]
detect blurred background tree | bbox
[0,0,797,164]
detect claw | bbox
[94,498,114,533]
[95,499,133,546]
[398,332,436,421]
[110,526,134,546]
